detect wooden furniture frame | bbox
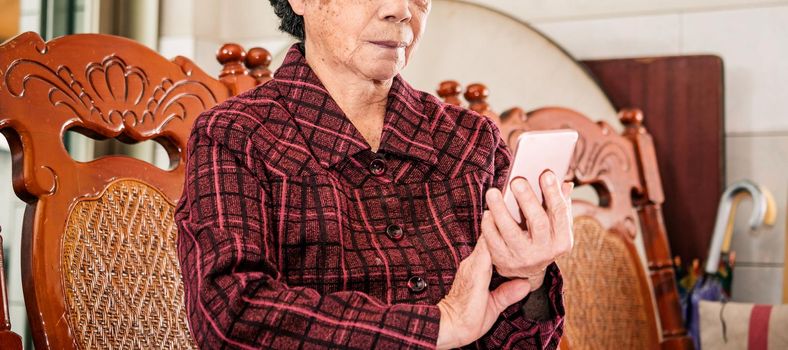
[438,81,693,349]
[0,32,269,349]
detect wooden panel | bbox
[582,56,725,264]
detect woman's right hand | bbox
[435,238,532,349]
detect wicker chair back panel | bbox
[63,179,196,349]
[558,216,659,350]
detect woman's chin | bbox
[362,63,404,82]
[350,47,407,81]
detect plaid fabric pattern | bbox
[176,44,564,349]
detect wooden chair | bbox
[437,81,694,350]
[0,32,270,349]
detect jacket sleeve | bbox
[466,120,565,349]
[175,110,441,349]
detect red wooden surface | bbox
[582,56,725,264]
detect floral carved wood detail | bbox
[4,54,219,140]
[0,32,229,200]
[570,123,632,178]
[499,107,641,238]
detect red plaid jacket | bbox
[176,44,564,349]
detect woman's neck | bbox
[304,43,391,152]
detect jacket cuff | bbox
[481,263,565,349]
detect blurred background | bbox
[1,0,786,347]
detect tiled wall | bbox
[18,0,39,33]
[471,0,788,22]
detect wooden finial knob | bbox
[217,43,245,64]
[245,47,273,83]
[245,47,272,69]
[500,107,527,124]
[464,83,489,103]
[465,83,499,124]
[217,43,246,78]
[464,83,492,116]
[437,80,463,106]
[437,80,461,97]
[619,108,644,127]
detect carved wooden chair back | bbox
[438,81,693,350]
[0,32,269,349]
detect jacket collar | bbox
[273,43,438,168]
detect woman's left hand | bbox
[481,170,574,290]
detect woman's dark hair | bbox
[269,0,306,41]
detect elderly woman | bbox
[176,0,573,348]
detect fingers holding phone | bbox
[481,129,578,287]
[482,177,574,287]
[539,171,574,257]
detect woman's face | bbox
[292,0,431,82]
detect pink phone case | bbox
[502,129,578,225]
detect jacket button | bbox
[386,224,404,240]
[407,276,428,293]
[369,158,386,176]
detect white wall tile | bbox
[18,13,39,33]
[468,0,788,22]
[533,13,682,59]
[159,0,194,37]
[219,0,288,40]
[726,135,787,265]
[9,304,28,342]
[682,6,788,134]
[193,38,224,79]
[193,0,222,39]
[158,35,196,60]
[19,0,40,14]
[730,266,784,304]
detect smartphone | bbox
[502,129,578,225]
